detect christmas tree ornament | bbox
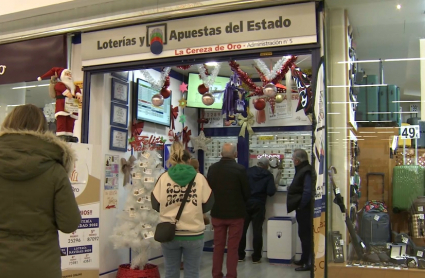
[263,83,277,97]
[269,96,276,115]
[179,114,186,125]
[160,88,171,99]
[170,106,179,130]
[253,98,266,111]
[197,84,209,94]
[237,112,255,137]
[151,94,164,107]
[179,82,188,93]
[202,93,215,106]
[178,98,187,108]
[275,93,284,103]
[191,130,212,151]
[182,126,192,148]
[121,156,137,186]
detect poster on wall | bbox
[103,155,119,210]
[60,144,100,278]
[312,58,326,278]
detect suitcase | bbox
[392,166,425,212]
[410,197,425,239]
[356,75,379,122]
[359,173,391,245]
[399,123,412,148]
[379,85,400,122]
[411,121,425,148]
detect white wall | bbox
[0,0,75,16]
[88,69,198,276]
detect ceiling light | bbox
[328,112,341,115]
[12,85,36,90]
[397,4,401,9]
[37,84,50,87]
[205,62,218,66]
[385,58,425,62]
[338,60,381,64]
[392,100,422,103]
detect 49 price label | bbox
[400,125,420,140]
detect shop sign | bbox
[0,65,6,75]
[82,2,317,66]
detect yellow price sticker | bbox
[258,136,274,141]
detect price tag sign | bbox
[417,251,424,257]
[340,239,344,245]
[419,206,424,212]
[374,215,380,221]
[419,214,425,220]
[400,125,420,139]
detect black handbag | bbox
[154,176,196,243]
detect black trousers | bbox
[238,201,266,261]
[296,207,312,265]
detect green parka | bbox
[0,130,81,278]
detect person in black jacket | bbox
[238,156,279,263]
[287,149,314,272]
[207,143,250,278]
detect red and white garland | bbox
[139,67,171,91]
[196,63,221,88]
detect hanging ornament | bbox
[275,94,284,103]
[269,96,276,115]
[253,98,266,111]
[178,98,187,108]
[43,103,56,123]
[170,106,179,130]
[197,63,221,94]
[263,83,277,97]
[198,84,209,95]
[182,126,192,149]
[140,67,171,91]
[191,130,212,151]
[254,56,291,81]
[202,93,215,106]
[179,114,186,124]
[179,82,188,93]
[151,94,164,106]
[160,88,171,99]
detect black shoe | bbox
[293,260,304,266]
[238,257,245,262]
[295,265,311,271]
[69,136,79,143]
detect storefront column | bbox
[327,8,349,259]
[421,39,425,120]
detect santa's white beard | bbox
[61,77,76,94]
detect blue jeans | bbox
[161,238,204,278]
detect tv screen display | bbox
[186,73,228,109]
[136,78,171,126]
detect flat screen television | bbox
[135,78,171,126]
[186,73,228,109]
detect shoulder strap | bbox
[175,175,196,222]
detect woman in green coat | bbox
[0,104,81,278]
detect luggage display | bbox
[392,166,425,212]
[399,123,412,148]
[359,173,391,246]
[410,197,425,239]
[356,75,379,122]
[378,85,400,122]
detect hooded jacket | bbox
[0,130,81,278]
[246,166,276,204]
[151,164,214,240]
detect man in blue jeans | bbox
[287,149,314,272]
[238,156,278,263]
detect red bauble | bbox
[253,98,266,111]
[198,84,209,94]
[160,88,171,99]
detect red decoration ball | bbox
[198,84,209,95]
[253,98,266,111]
[160,88,171,99]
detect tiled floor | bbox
[154,251,310,278]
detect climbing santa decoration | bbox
[37,67,82,142]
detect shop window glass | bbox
[325,0,425,274]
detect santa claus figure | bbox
[37,67,82,142]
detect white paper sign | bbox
[64,97,80,113]
[417,251,424,257]
[418,206,424,212]
[374,215,380,221]
[419,214,425,220]
[400,125,419,139]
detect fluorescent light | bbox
[392,100,421,103]
[12,85,36,89]
[205,62,218,66]
[397,4,401,9]
[385,58,425,62]
[37,84,50,87]
[328,112,341,115]
[327,84,387,88]
[338,60,381,64]
[7,104,24,107]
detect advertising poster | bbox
[312,58,326,278]
[104,155,119,210]
[60,144,100,278]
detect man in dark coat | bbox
[238,156,277,263]
[287,149,314,271]
[207,143,250,278]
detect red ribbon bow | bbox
[182,126,192,148]
[131,120,144,139]
[171,106,179,130]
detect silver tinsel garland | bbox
[196,63,221,88]
[254,56,290,81]
[139,67,171,91]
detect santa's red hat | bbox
[37,67,67,81]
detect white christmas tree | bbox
[110,149,164,269]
